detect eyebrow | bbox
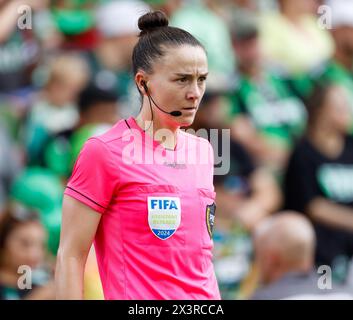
[173,72,209,77]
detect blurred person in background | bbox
[88,0,150,118]
[144,0,183,17]
[0,0,48,94]
[0,205,54,300]
[191,80,282,299]
[0,124,21,216]
[193,77,282,230]
[24,53,89,165]
[40,83,120,180]
[50,0,99,51]
[0,0,61,153]
[229,11,307,174]
[285,82,353,284]
[9,167,64,257]
[259,0,334,75]
[288,0,353,113]
[7,85,119,263]
[327,0,353,86]
[213,167,281,299]
[251,212,353,299]
[170,0,235,77]
[207,0,259,28]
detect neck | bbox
[265,261,311,285]
[308,125,344,158]
[281,5,303,24]
[135,104,179,150]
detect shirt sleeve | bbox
[64,137,119,214]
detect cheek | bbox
[4,242,28,266]
[235,48,248,62]
[68,85,82,98]
[337,111,351,129]
[332,104,351,125]
[5,236,45,268]
[31,243,45,262]
[158,84,182,104]
[200,84,207,96]
[57,86,74,101]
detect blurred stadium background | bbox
[1,0,353,300]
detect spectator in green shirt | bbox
[229,11,307,174]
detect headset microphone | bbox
[142,81,182,117]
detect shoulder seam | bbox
[90,120,133,145]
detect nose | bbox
[186,82,202,101]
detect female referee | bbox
[55,10,220,300]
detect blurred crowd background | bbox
[1,0,353,300]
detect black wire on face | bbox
[143,91,154,133]
[136,83,154,133]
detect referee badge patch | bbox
[206,203,216,238]
[148,197,181,240]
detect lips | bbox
[182,107,197,110]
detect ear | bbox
[135,71,148,95]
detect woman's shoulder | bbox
[76,120,129,159]
[88,118,132,147]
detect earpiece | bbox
[141,80,148,94]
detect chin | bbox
[178,115,195,127]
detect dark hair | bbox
[303,81,335,128]
[132,10,205,76]
[78,84,118,114]
[0,206,41,266]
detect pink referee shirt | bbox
[64,117,221,300]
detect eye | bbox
[177,77,188,83]
[198,76,207,83]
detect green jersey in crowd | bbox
[229,71,307,150]
[287,60,353,102]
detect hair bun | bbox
[138,11,169,35]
